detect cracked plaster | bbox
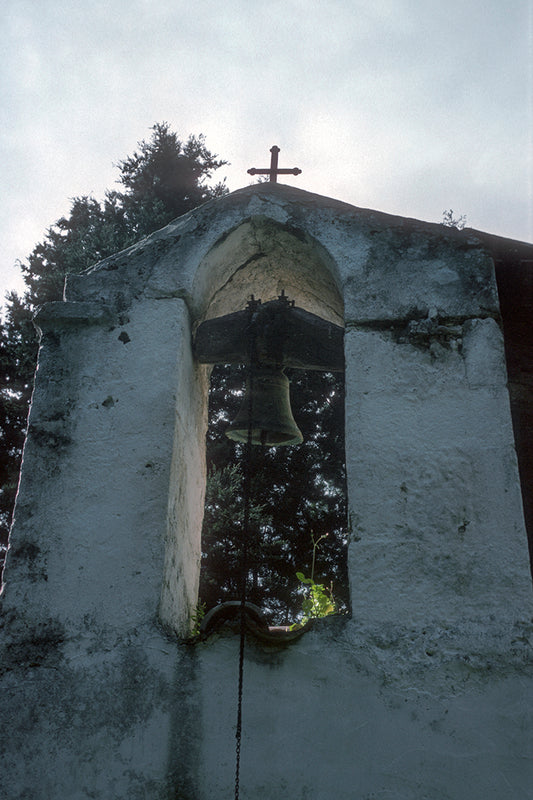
[1,183,531,799]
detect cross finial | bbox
[247,145,302,183]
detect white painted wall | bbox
[345,319,531,626]
[1,183,531,799]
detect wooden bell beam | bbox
[194,297,344,371]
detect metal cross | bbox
[247,145,302,183]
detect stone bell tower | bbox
[1,181,532,799]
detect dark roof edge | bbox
[469,229,533,261]
[226,183,533,257]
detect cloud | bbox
[1,0,531,299]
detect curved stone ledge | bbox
[196,601,314,644]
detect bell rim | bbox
[226,427,303,446]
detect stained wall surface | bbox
[1,183,531,799]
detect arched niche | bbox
[191,215,344,326]
[159,216,344,636]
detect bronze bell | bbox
[226,366,303,446]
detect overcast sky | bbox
[2,0,532,300]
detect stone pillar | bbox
[345,317,531,625]
[2,297,204,637]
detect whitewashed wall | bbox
[1,184,531,799]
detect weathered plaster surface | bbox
[1,183,531,798]
[4,297,191,635]
[0,629,201,799]
[345,318,531,625]
[197,621,532,799]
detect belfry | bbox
[1,178,532,798]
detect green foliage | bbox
[190,601,206,637]
[200,462,272,608]
[291,532,337,627]
[117,123,228,237]
[19,125,227,310]
[20,195,132,308]
[0,121,348,622]
[294,572,336,626]
[0,292,39,551]
[199,365,348,624]
[0,123,228,557]
[442,209,467,229]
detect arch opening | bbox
[197,219,348,628]
[160,216,347,636]
[192,215,344,326]
[200,361,348,627]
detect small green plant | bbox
[295,573,336,624]
[292,533,337,628]
[190,601,206,637]
[442,209,467,230]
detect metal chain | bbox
[234,301,259,800]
